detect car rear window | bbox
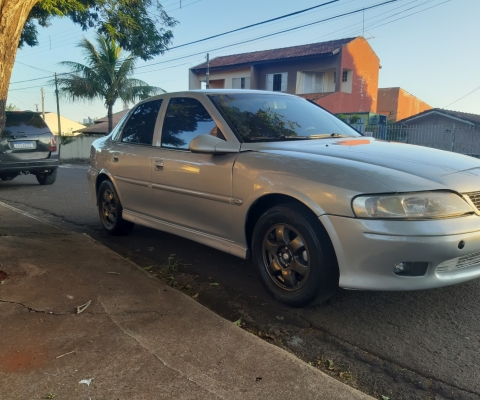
[4,112,51,136]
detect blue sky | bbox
[7,0,480,123]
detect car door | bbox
[151,96,238,239]
[107,99,162,217]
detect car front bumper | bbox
[320,214,480,291]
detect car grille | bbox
[464,191,480,212]
[436,251,480,273]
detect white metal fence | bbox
[364,124,480,157]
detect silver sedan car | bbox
[88,90,480,307]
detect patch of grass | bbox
[162,255,179,274]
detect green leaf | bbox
[327,359,334,370]
[233,318,242,327]
[210,282,220,286]
[143,265,153,270]
[381,396,390,400]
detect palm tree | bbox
[57,34,163,133]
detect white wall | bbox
[59,136,99,162]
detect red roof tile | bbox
[192,38,357,70]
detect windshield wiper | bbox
[248,136,309,141]
[307,133,350,139]
[247,133,351,142]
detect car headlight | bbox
[352,191,473,219]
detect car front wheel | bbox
[97,180,134,235]
[252,204,339,307]
[36,170,57,185]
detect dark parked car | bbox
[0,111,58,184]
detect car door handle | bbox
[154,160,164,170]
[113,154,119,162]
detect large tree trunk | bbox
[0,0,39,133]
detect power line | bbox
[10,75,52,85]
[136,0,402,71]
[361,0,450,30]
[14,60,53,73]
[167,0,340,51]
[316,0,440,41]
[8,84,47,92]
[10,0,434,94]
[444,85,480,108]
[308,0,423,41]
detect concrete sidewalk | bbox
[0,203,372,400]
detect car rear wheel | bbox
[0,173,18,181]
[97,180,134,235]
[36,170,57,185]
[252,204,339,307]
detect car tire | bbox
[97,180,134,235]
[36,170,57,185]
[252,204,339,307]
[0,173,18,181]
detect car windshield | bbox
[209,93,361,143]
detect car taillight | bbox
[50,136,57,152]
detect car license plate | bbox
[12,141,36,149]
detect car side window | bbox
[161,97,225,150]
[111,111,132,141]
[120,99,162,145]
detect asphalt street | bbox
[1,165,479,400]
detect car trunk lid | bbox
[0,112,53,162]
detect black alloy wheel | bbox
[252,204,339,307]
[97,180,134,235]
[262,224,310,291]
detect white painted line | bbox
[59,164,90,169]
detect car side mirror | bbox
[189,134,240,154]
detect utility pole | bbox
[54,73,62,160]
[41,88,45,120]
[35,104,39,112]
[206,53,210,89]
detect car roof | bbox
[136,89,297,107]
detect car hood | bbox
[242,137,480,193]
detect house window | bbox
[266,73,288,92]
[273,74,282,91]
[302,72,324,94]
[342,70,348,82]
[232,77,251,89]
